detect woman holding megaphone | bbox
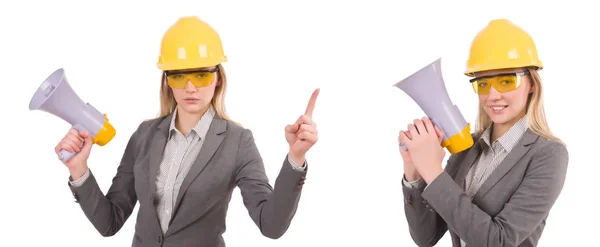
[398,19,568,247]
[55,16,319,246]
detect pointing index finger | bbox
[304,88,320,117]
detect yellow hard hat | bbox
[465,19,543,77]
[157,16,227,71]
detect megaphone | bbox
[29,68,116,162]
[394,58,474,154]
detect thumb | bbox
[285,124,299,133]
[80,131,94,152]
[434,126,445,143]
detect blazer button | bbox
[157,236,163,243]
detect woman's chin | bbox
[178,103,209,114]
[489,114,515,126]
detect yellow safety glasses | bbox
[469,71,529,95]
[165,67,219,89]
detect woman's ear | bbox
[528,81,535,94]
[525,74,535,94]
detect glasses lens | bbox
[470,73,524,95]
[166,68,218,88]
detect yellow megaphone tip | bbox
[92,115,116,146]
[441,124,474,154]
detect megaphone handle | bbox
[58,149,76,162]
[58,124,86,163]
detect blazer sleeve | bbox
[67,123,142,237]
[420,141,569,246]
[402,155,458,246]
[234,128,307,239]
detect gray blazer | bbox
[68,113,308,247]
[403,130,568,247]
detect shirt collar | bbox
[479,115,528,153]
[168,105,216,140]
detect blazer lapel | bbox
[453,143,482,189]
[472,129,538,202]
[145,115,172,225]
[172,117,227,213]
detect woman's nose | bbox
[185,81,197,92]
[488,86,502,99]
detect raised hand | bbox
[55,128,93,180]
[285,88,320,165]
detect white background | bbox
[0,0,597,246]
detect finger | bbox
[421,117,435,136]
[298,124,318,135]
[56,130,79,153]
[407,123,419,138]
[297,131,318,143]
[56,145,75,154]
[66,138,82,152]
[434,125,445,143]
[403,130,413,140]
[398,131,411,153]
[304,88,320,118]
[65,134,84,149]
[54,143,62,154]
[57,139,80,153]
[79,131,91,138]
[413,119,428,135]
[294,114,316,126]
[64,135,82,152]
[68,128,79,135]
[285,124,300,134]
[398,131,411,144]
[68,128,85,142]
[398,130,412,143]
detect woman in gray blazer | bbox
[398,19,568,247]
[54,16,319,247]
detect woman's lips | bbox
[184,98,199,103]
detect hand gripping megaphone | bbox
[394,58,474,154]
[29,68,116,162]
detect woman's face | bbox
[168,66,219,115]
[474,67,534,126]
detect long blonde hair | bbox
[157,64,238,125]
[473,68,564,145]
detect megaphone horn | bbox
[29,68,116,162]
[393,58,474,154]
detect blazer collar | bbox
[453,125,537,193]
[166,106,216,141]
[472,128,537,200]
